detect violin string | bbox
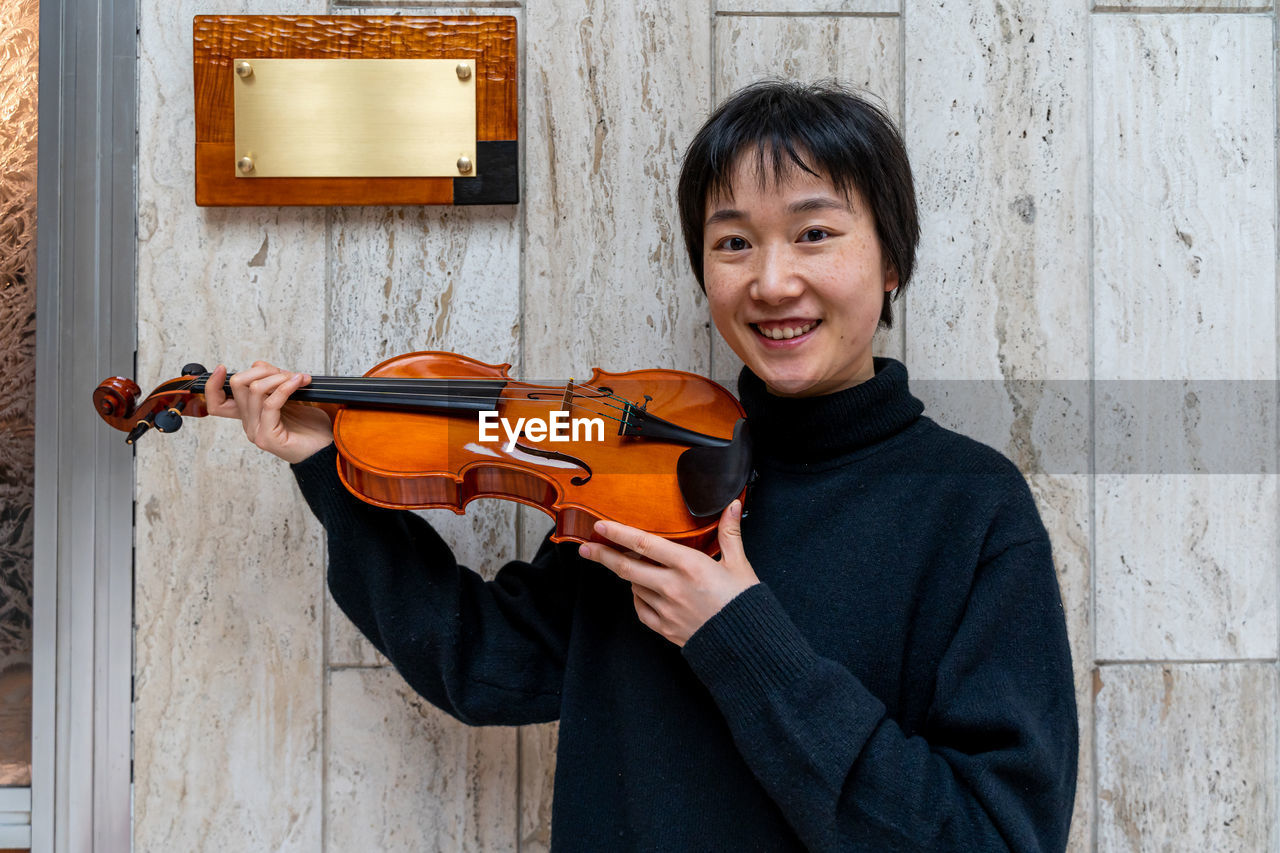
[310,376,636,411]
[193,375,642,418]
[298,374,637,409]
[196,374,633,404]
[217,382,633,421]
[190,375,637,427]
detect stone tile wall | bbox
[132,1,1280,850]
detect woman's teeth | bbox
[754,321,818,340]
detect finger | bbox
[233,367,288,440]
[631,585,664,632]
[717,500,746,565]
[592,519,690,569]
[257,372,309,437]
[620,550,679,597]
[226,363,279,409]
[204,364,234,416]
[264,372,309,412]
[244,372,295,442]
[579,542,670,590]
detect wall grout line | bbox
[1090,5,1273,14]
[708,0,718,377]
[1086,9,1098,852]
[320,142,332,853]
[1272,5,1279,851]
[320,0,335,837]
[1095,658,1280,666]
[515,5,529,848]
[898,0,906,363]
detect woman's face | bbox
[702,154,898,398]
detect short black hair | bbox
[676,79,919,329]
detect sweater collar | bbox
[738,357,924,463]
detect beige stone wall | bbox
[133,1,1278,851]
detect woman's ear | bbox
[883,263,900,293]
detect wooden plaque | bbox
[193,15,518,206]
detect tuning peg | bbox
[154,398,185,433]
[181,362,208,376]
[153,409,183,433]
[125,420,151,445]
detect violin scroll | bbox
[93,376,142,428]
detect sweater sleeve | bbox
[681,515,1077,850]
[292,443,577,726]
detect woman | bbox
[208,80,1077,851]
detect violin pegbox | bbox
[93,364,211,444]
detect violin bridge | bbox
[559,380,575,418]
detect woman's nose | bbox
[749,246,804,303]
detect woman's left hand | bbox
[578,500,759,647]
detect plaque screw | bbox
[235,60,253,79]
[457,155,473,175]
[237,156,255,175]
[456,63,472,81]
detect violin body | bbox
[94,351,752,555]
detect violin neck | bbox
[192,375,507,415]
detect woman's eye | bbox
[800,228,829,242]
[717,236,749,251]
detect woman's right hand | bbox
[204,362,335,464]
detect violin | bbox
[93,351,753,555]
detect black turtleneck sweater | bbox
[291,357,1077,852]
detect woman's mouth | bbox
[750,320,821,342]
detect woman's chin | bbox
[760,373,822,398]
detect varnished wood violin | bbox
[94,351,753,555]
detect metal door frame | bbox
[33,0,137,848]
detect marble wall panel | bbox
[327,667,517,852]
[1092,15,1278,664]
[135,1,329,850]
[517,723,558,853]
[522,0,713,381]
[1095,663,1278,850]
[509,506,560,847]
[1029,472,1093,853]
[1093,14,1275,381]
[905,0,1090,381]
[1096,474,1276,659]
[904,3,1092,848]
[710,14,904,388]
[134,456,326,853]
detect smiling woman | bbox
[676,82,919,401]
[701,162,895,397]
[210,79,1078,852]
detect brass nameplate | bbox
[232,58,477,178]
